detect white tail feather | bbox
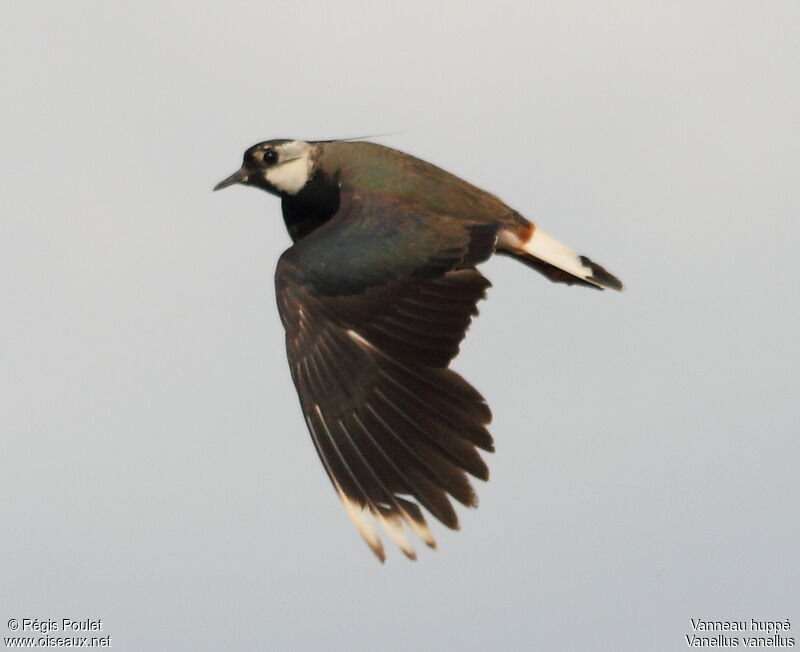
[525,230,594,282]
[498,226,623,290]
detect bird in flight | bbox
[214,139,623,561]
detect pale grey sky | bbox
[2,2,798,650]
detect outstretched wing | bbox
[275,190,498,561]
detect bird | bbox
[214,138,623,561]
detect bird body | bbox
[215,139,623,561]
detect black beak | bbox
[213,167,249,191]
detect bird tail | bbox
[497,221,624,291]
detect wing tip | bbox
[338,489,445,562]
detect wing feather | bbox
[276,194,498,560]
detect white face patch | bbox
[263,141,314,195]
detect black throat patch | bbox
[280,169,341,242]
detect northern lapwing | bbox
[214,139,623,561]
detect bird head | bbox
[214,139,315,197]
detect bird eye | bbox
[263,149,278,165]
